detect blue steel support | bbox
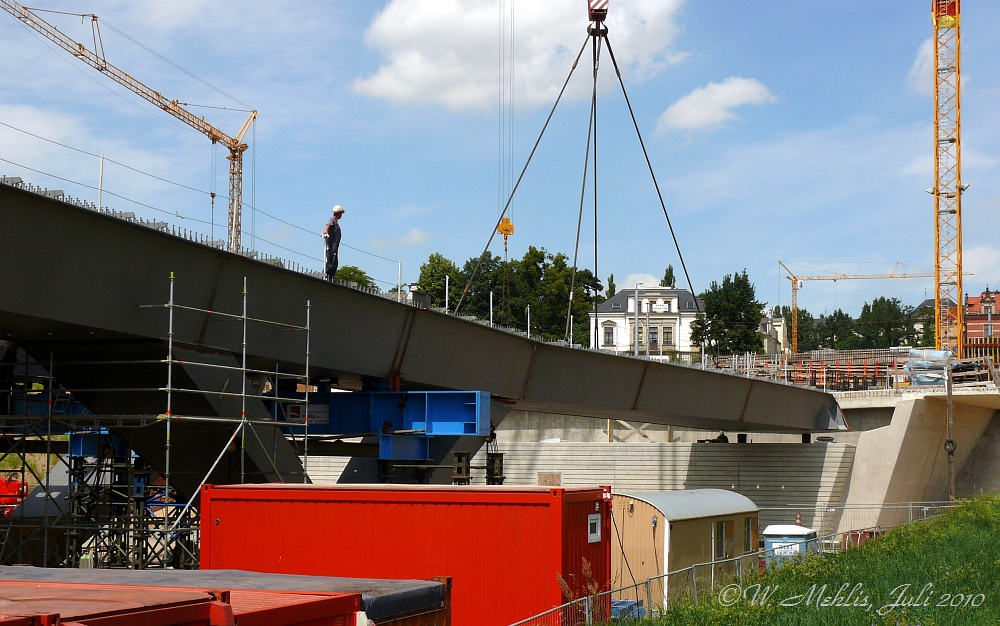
[275,390,491,461]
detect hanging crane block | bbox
[588,0,609,22]
[497,217,515,237]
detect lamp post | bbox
[634,283,644,357]
[526,305,531,339]
[983,286,995,339]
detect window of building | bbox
[665,327,673,346]
[637,300,642,313]
[603,326,614,346]
[687,301,694,309]
[638,327,644,344]
[649,327,658,346]
[744,517,753,553]
[611,301,622,310]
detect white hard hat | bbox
[332,205,345,214]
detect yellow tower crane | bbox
[778,262,934,354]
[1,1,256,253]
[930,0,964,356]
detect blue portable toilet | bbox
[762,524,819,567]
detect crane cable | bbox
[590,29,603,350]
[603,35,701,318]
[454,33,591,316]
[563,38,598,343]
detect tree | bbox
[855,297,916,348]
[660,264,676,288]
[456,253,503,320]
[818,308,862,350]
[336,265,376,291]
[416,253,461,309]
[607,274,616,298]
[691,270,764,354]
[918,312,936,347]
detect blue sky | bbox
[2,1,999,317]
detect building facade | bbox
[589,287,702,362]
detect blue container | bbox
[611,599,647,619]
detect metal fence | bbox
[510,504,959,626]
[758,501,956,536]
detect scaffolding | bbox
[0,274,311,568]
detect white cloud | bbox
[354,0,685,110]
[964,246,1000,288]
[907,38,934,96]
[656,77,776,133]
[371,228,431,251]
[0,102,199,205]
[622,273,660,289]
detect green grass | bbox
[650,495,1000,625]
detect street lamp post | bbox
[634,283,644,357]
[526,305,531,339]
[984,287,995,338]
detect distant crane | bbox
[778,262,934,354]
[1,1,256,253]
[930,0,965,355]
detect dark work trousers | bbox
[325,246,339,282]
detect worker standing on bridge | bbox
[322,205,345,281]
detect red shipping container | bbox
[201,484,612,626]
[0,580,361,626]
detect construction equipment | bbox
[930,0,965,356]
[779,262,934,354]
[1,1,256,253]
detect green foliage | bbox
[691,270,764,355]
[455,253,503,319]
[416,253,461,309]
[652,495,1000,626]
[775,300,921,353]
[607,273,617,298]
[335,265,375,290]
[819,308,863,350]
[660,264,676,288]
[919,312,937,347]
[418,249,604,343]
[855,297,917,348]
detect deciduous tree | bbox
[691,270,764,354]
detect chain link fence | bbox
[511,503,959,625]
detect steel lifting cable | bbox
[453,33,591,316]
[603,35,701,316]
[590,28,604,347]
[563,39,599,342]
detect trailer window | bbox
[588,514,601,543]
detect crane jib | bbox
[1,0,253,253]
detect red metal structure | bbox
[201,484,612,626]
[0,580,361,626]
[0,474,27,518]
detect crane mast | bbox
[931,0,963,356]
[1,1,256,253]
[779,262,934,354]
